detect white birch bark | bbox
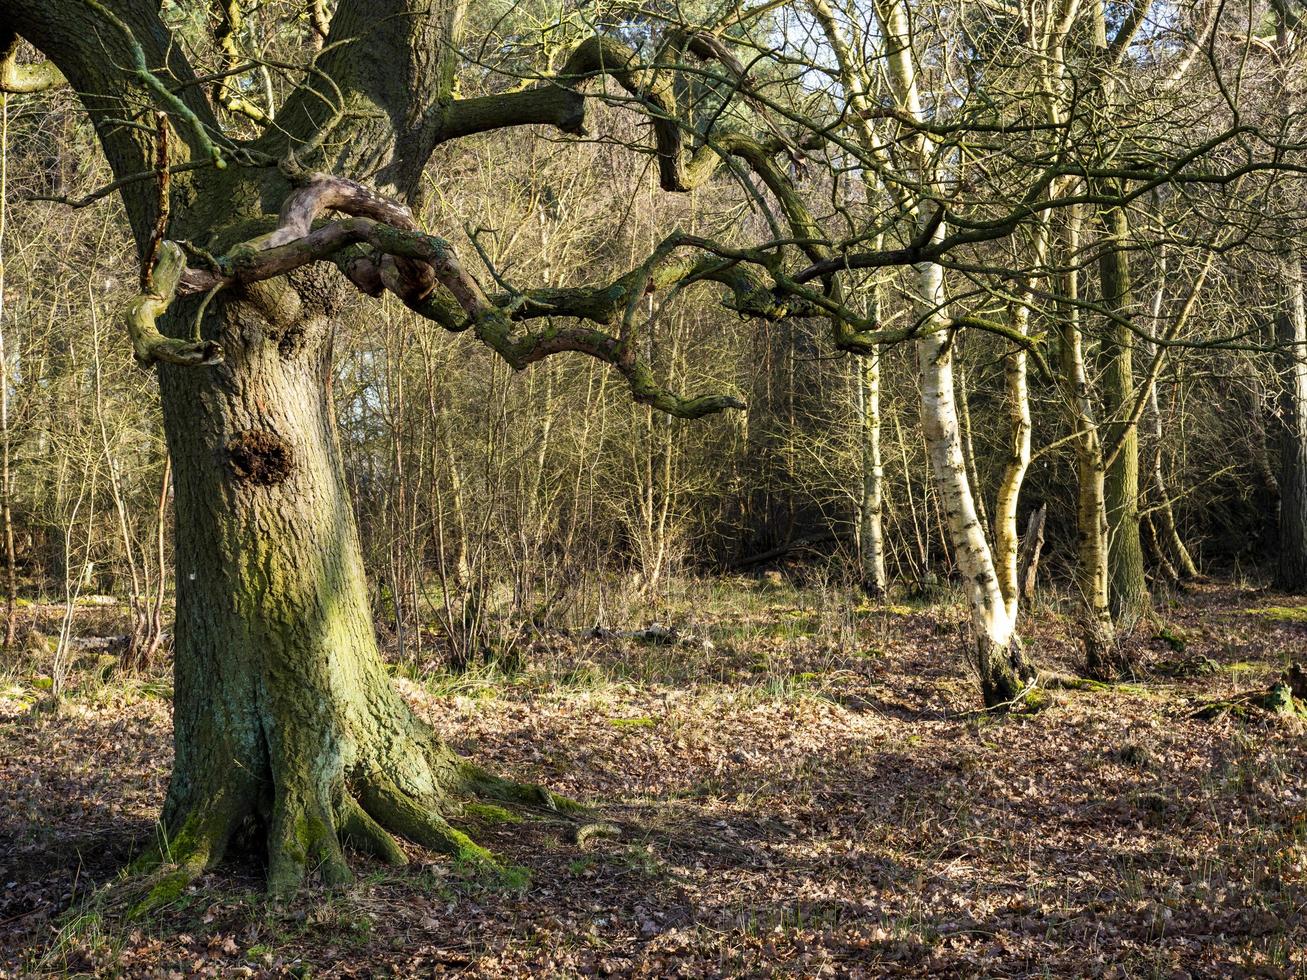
[871,0,1016,652]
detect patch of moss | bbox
[445,826,497,867]
[129,869,191,920]
[1041,675,1110,692]
[1114,683,1168,701]
[1265,681,1307,717]
[1247,606,1307,623]
[1020,688,1053,713]
[461,802,522,825]
[1153,625,1187,652]
[749,612,822,639]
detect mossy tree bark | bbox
[157,275,510,896]
[1085,0,1150,624]
[1057,207,1122,677]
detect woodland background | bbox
[2,0,1307,976]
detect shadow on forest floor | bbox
[2,579,1306,977]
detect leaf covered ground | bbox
[2,579,1306,978]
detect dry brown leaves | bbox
[1,582,1305,978]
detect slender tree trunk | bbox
[1143,249,1198,579]
[994,219,1045,623]
[145,457,170,664]
[1142,510,1178,584]
[1058,207,1119,675]
[871,0,1029,704]
[1276,250,1307,592]
[857,345,887,599]
[993,328,1030,624]
[915,255,1028,704]
[803,1,889,599]
[1148,420,1198,579]
[1246,363,1282,555]
[0,94,15,649]
[958,364,989,540]
[1096,200,1150,619]
[1076,453,1118,672]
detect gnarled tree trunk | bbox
[156,271,510,896]
[2,0,577,900]
[7,0,836,897]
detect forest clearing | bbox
[3,580,1307,977]
[7,0,1307,975]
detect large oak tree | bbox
[0,0,831,898]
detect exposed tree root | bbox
[267,787,351,898]
[458,761,584,814]
[337,794,408,867]
[136,750,590,904]
[118,799,241,918]
[573,822,624,848]
[79,754,579,923]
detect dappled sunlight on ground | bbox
[2,579,1306,977]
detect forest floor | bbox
[1,576,1306,978]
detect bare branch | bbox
[211,0,272,124]
[141,113,172,292]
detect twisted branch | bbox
[146,175,766,418]
[125,242,223,367]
